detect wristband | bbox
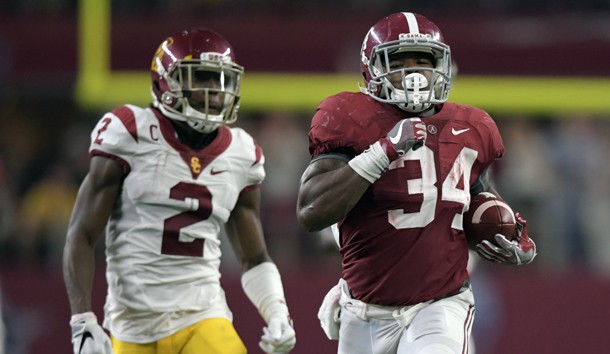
[70,311,96,324]
[348,141,390,183]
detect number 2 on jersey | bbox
[161,182,213,257]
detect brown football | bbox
[463,192,516,247]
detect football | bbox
[463,192,516,247]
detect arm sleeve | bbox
[241,262,290,324]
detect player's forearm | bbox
[241,262,290,323]
[297,166,370,231]
[63,233,97,314]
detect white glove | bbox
[382,118,427,159]
[349,118,426,183]
[259,315,296,354]
[70,312,113,354]
[476,212,537,265]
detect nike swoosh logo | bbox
[452,127,470,135]
[210,168,227,175]
[79,332,94,353]
[389,123,404,144]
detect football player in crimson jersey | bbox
[296,12,537,354]
[63,28,295,354]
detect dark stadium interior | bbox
[0,1,609,353]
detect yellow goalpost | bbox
[75,0,610,117]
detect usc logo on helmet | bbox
[151,37,174,73]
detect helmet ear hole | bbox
[162,92,175,105]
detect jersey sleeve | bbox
[477,112,505,164]
[89,105,142,173]
[308,93,377,158]
[309,98,349,158]
[231,127,265,192]
[245,143,265,191]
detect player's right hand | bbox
[380,118,427,160]
[70,312,114,354]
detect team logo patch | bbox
[190,157,202,174]
[427,125,437,134]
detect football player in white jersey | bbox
[63,28,296,354]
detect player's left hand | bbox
[70,312,114,354]
[259,315,296,354]
[476,212,537,265]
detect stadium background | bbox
[1,0,610,353]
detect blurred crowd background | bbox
[1,1,610,353]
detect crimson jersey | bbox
[309,92,504,306]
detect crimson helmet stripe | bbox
[402,12,420,34]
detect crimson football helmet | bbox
[360,12,452,113]
[151,28,243,133]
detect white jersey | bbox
[88,104,264,343]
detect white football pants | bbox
[337,281,475,354]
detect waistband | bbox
[338,279,471,322]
